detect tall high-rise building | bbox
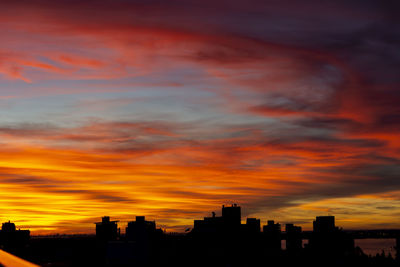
[285,223,302,252]
[263,220,281,251]
[222,204,241,226]
[95,216,119,241]
[313,216,336,233]
[246,218,261,233]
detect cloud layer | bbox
[0,0,399,233]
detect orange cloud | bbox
[0,118,398,233]
[0,0,399,234]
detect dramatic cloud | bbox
[0,0,399,233]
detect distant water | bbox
[281,238,396,257]
[355,239,396,256]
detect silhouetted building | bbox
[222,204,241,227]
[263,220,281,252]
[95,216,119,241]
[246,218,261,233]
[308,216,354,259]
[313,216,336,233]
[191,204,263,266]
[193,204,242,235]
[285,223,302,252]
[126,216,158,242]
[193,211,224,235]
[0,221,30,253]
[2,221,16,232]
[104,216,163,266]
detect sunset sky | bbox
[0,0,399,234]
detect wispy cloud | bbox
[0,0,399,232]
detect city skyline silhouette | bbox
[0,0,399,265]
[1,203,399,266]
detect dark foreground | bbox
[1,204,399,266]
